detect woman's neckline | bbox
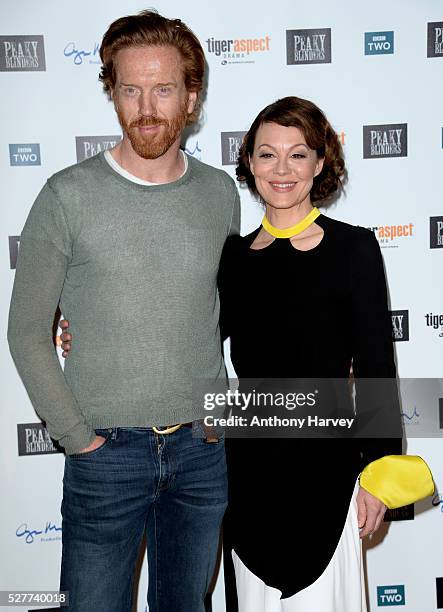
[247,213,329,255]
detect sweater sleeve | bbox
[229,188,241,237]
[349,229,403,468]
[7,180,96,455]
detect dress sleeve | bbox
[217,235,239,343]
[349,229,403,468]
[7,181,96,455]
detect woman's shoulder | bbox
[319,213,378,252]
[318,213,371,236]
[222,226,261,253]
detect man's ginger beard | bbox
[115,97,190,159]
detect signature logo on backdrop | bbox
[427,22,443,58]
[377,585,406,606]
[432,494,443,512]
[183,141,202,160]
[0,36,45,71]
[401,406,420,425]
[286,28,331,65]
[64,42,100,65]
[390,310,409,342]
[365,31,394,55]
[16,522,62,544]
[363,124,407,159]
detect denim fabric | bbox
[60,426,227,611]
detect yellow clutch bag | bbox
[359,455,434,509]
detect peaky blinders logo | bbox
[221,131,246,166]
[363,124,407,159]
[286,28,331,65]
[17,422,62,456]
[430,216,443,249]
[0,35,45,71]
[75,136,122,162]
[428,22,443,58]
[390,310,409,342]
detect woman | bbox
[217,96,401,612]
[60,97,402,611]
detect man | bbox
[8,10,240,612]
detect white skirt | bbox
[231,480,367,612]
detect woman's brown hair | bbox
[99,9,205,125]
[236,96,345,203]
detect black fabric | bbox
[218,214,402,604]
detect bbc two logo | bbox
[9,144,41,166]
[365,31,394,55]
[377,585,405,606]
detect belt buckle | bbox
[152,424,182,435]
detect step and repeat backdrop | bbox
[1,0,442,610]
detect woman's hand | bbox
[55,319,72,358]
[356,486,386,538]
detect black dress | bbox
[217,213,402,608]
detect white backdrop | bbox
[1,1,442,610]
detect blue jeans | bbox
[60,426,227,611]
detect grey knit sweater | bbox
[8,152,240,454]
